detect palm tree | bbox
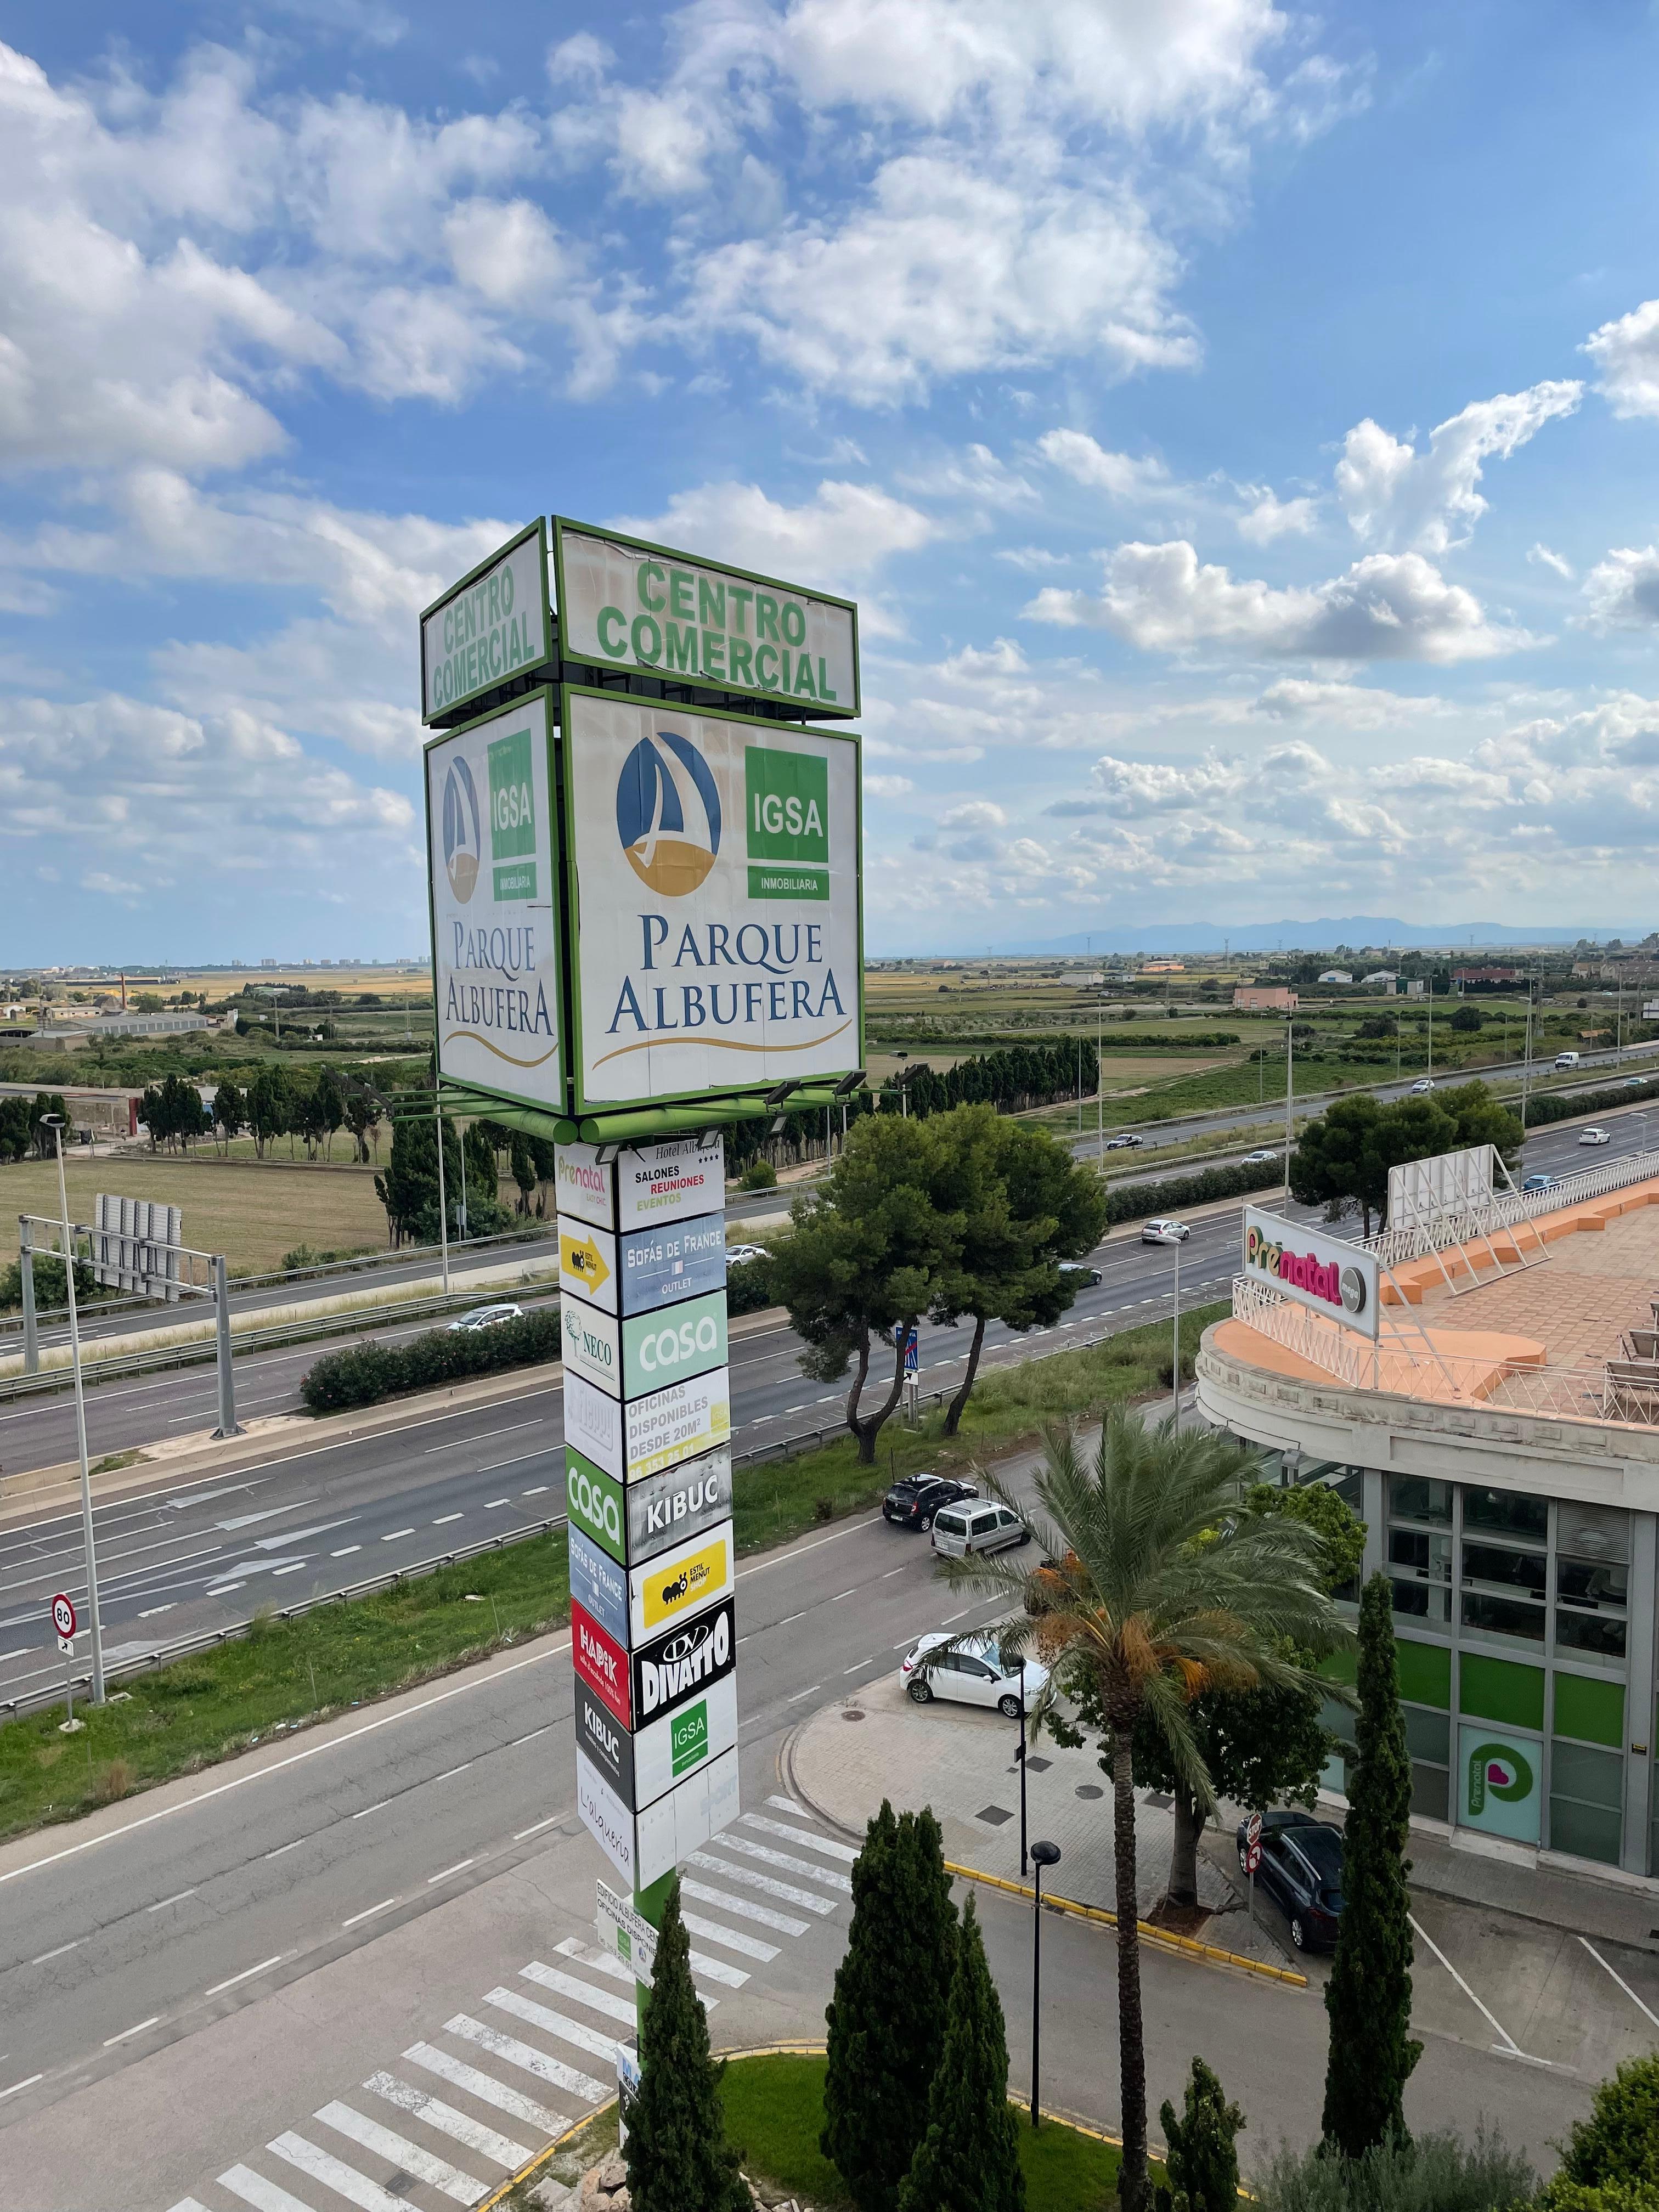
[940,1409,1351,2212]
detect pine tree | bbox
[822,1802,960,2212]
[896,1893,1024,2212]
[1155,2058,1244,2212]
[622,1880,748,2212]
[1322,1571,1421,2157]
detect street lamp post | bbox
[1171,1231,1182,1432]
[43,1117,104,1706]
[1017,1668,1029,1881]
[1029,1839,1062,2128]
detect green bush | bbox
[1253,2128,1534,2212]
[726,1251,778,1314]
[740,1158,778,1190]
[1103,1158,1284,1228]
[300,1306,561,1413]
[1525,1075,1659,1128]
[1561,2057,1659,2194]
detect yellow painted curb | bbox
[943,1858,1308,1988]
[475,2094,618,2211]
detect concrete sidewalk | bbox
[782,1673,1290,1970]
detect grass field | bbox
[0,1155,391,1272]
[716,2052,1123,2210]
[0,1306,1224,1839]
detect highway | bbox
[0,1100,1646,1713]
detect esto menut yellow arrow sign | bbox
[561,1226,613,1296]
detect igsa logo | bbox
[616,730,721,896]
[442,756,482,902]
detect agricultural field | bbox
[0,1155,391,1276]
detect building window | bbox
[1390,1475,1451,1525]
[1463,1592,1547,1644]
[1389,1477,1454,1628]
[1549,1739,1623,1866]
[1462,1486,1549,1543]
[1554,1502,1629,1668]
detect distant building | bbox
[1317,969,1354,985]
[1139,961,1186,975]
[1452,965,1521,993]
[1403,978,1427,998]
[1360,971,1397,992]
[25,1011,214,1047]
[1233,985,1298,1012]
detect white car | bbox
[447,1302,523,1332]
[725,1243,766,1265]
[930,1501,1030,1559]
[1240,1149,1277,1165]
[1141,1217,1190,1245]
[900,1633,1048,1718]
[1410,1078,1435,1093]
[1580,1126,1611,1147]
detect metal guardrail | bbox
[0,1280,562,1403]
[0,1516,566,1718]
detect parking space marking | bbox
[1408,1912,1553,2067]
[1578,1936,1659,2029]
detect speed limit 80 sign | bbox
[52,1593,76,1649]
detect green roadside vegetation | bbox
[0,1304,1225,1844]
[716,2052,1123,2211]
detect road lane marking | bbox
[428,1858,476,1885]
[484,1498,509,1509]
[679,1876,806,1937]
[268,2130,408,2211]
[513,1815,560,1840]
[331,1544,360,1556]
[264,1837,306,1859]
[741,1814,858,1863]
[29,1939,80,1963]
[432,1762,472,1784]
[1578,1934,1659,2028]
[364,2072,530,2169]
[831,1588,855,1601]
[712,1835,852,1892]
[272,1562,307,1576]
[521,1484,549,1496]
[881,1566,906,1578]
[0,2073,42,2100]
[352,1799,391,1820]
[205,1953,286,1997]
[444,2013,605,2102]
[381,1528,415,1542]
[341,1896,398,1928]
[787,1683,820,1701]
[434,1513,464,1526]
[206,1581,246,1596]
[1408,1912,1540,2061]
[679,1909,781,1961]
[486,1984,618,2062]
[403,2040,566,2135]
[510,1726,550,1747]
[136,1607,174,1621]
[843,1657,871,1673]
[521,1959,642,2027]
[104,2015,161,2045]
[146,1887,197,1912]
[218,2159,315,2212]
[684,1848,836,1914]
[314,2100,489,2205]
[423,1420,543,1455]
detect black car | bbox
[1060,1262,1103,1287]
[882,1474,978,1531]
[1235,1812,1344,1951]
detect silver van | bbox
[930,1502,1030,1558]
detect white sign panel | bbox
[1242,1207,1380,1341]
[575,1745,637,1885]
[625,1367,732,1482]
[628,1517,735,1643]
[561,1294,623,1399]
[1387,1143,1498,1233]
[422,522,550,723]
[619,1138,726,1231]
[634,1746,741,1891]
[597,1880,658,1985]
[565,1369,624,1480]
[563,690,861,1111]
[427,691,563,1110]
[555,522,857,718]
[631,1673,740,1812]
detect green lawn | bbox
[0,1304,1227,1842]
[717,2052,1122,2211]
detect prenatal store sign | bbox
[561,687,862,1111]
[422,522,550,723]
[1242,1207,1380,1341]
[554,520,858,718]
[425,689,563,1111]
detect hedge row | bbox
[1523,1071,1659,1128]
[300,1305,562,1413]
[1102,1156,1285,1228]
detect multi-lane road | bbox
[0,1099,1644,1718]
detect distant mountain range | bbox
[975,918,1647,957]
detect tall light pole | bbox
[433,1100,452,1295]
[43,1116,104,1706]
[1096,994,1104,1164]
[1425,976,1434,1082]
[1017,1666,1029,1881]
[1283,1015,1294,1204]
[1029,1839,1062,2128]
[1171,1231,1182,1431]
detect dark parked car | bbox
[1235,1811,1344,1951]
[882,1474,978,1531]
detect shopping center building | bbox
[1197,1152,1659,1886]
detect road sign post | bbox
[52,1593,80,1731]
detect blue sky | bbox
[7,0,1659,961]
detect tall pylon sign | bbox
[420,514,864,2069]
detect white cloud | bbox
[1582,546,1659,631]
[1025,540,1534,663]
[610,478,936,589]
[1583,297,1659,419]
[1528,542,1575,581]
[864,774,914,798]
[1334,381,1581,554]
[941,799,1008,830]
[1236,487,1318,543]
[1037,429,1169,499]
[898,444,1037,508]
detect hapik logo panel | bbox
[571,1597,631,1728]
[631,1593,736,1724]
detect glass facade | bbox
[1384,1474,1631,1864]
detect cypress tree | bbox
[896,1893,1024,2212]
[822,1802,960,2212]
[622,1880,748,2212]
[1155,2057,1245,2212]
[1322,1572,1421,2157]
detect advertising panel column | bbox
[557,1135,737,2028]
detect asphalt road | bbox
[0,1098,1646,1712]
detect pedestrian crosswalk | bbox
[167,1796,853,2212]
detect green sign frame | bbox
[422,684,566,1116]
[551,516,860,720]
[421,520,551,727]
[558,683,864,1118]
